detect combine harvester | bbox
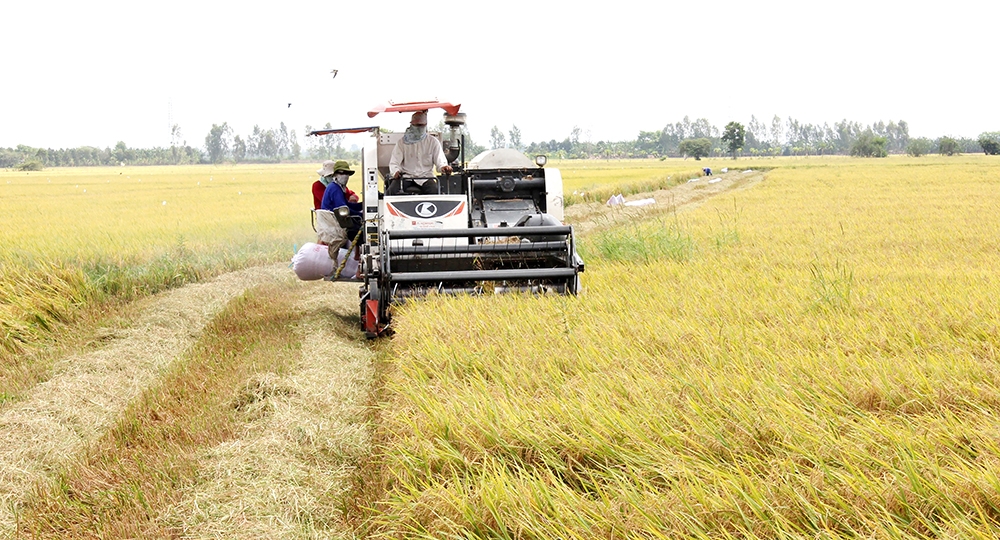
[308,101,584,338]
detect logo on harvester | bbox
[387,200,465,220]
[415,202,437,218]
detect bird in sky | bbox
[288,103,292,108]
[330,69,338,79]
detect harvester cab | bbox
[307,100,584,338]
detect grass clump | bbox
[581,216,695,263]
[809,259,854,311]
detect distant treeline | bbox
[3,116,995,170]
[0,121,358,170]
[0,143,204,169]
[523,116,991,159]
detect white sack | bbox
[292,243,335,280]
[291,243,361,281]
[331,248,360,279]
[624,198,656,207]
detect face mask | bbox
[403,125,427,144]
[334,173,350,186]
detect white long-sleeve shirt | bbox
[389,135,448,178]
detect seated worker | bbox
[387,110,453,195]
[313,159,358,209]
[316,161,363,251]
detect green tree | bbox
[978,132,1000,155]
[278,122,290,158]
[745,115,767,153]
[678,138,712,160]
[112,141,134,164]
[248,125,262,158]
[290,129,301,160]
[490,126,506,149]
[320,123,343,159]
[906,137,932,157]
[770,115,783,150]
[635,130,662,156]
[508,125,523,151]
[303,124,320,158]
[232,135,247,162]
[886,120,909,153]
[259,129,278,160]
[204,123,232,163]
[849,130,887,157]
[938,136,960,156]
[721,121,745,159]
[170,124,183,148]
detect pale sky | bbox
[2,0,996,152]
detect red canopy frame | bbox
[307,101,462,137]
[366,100,461,118]
[306,126,379,137]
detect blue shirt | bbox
[320,183,363,216]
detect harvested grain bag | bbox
[291,243,360,280]
[332,248,360,279]
[291,243,334,280]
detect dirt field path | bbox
[0,168,762,537]
[565,168,765,234]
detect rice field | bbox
[1,164,316,261]
[367,154,1000,538]
[0,159,701,373]
[0,163,317,398]
[4,155,1000,538]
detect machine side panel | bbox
[363,144,381,245]
[544,168,565,223]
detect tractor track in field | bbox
[564,168,766,234]
[0,167,762,537]
[0,264,292,535]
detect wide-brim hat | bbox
[317,159,355,176]
[333,160,355,175]
[317,160,336,176]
